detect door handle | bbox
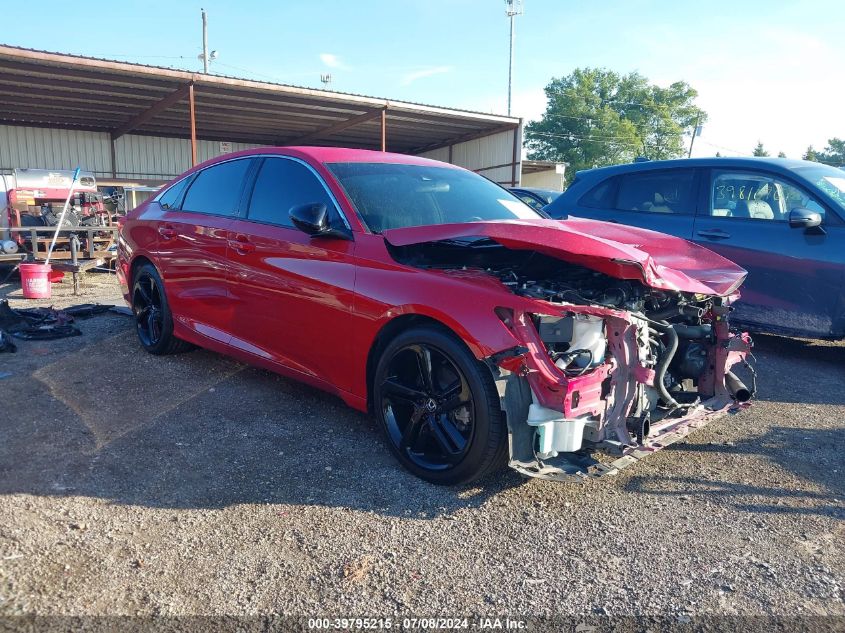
[696,229,731,239]
[228,235,255,254]
[158,225,176,239]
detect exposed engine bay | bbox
[388,236,755,481]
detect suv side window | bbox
[615,169,696,214]
[711,171,827,222]
[579,178,617,209]
[247,157,338,227]
[181,159,252,216]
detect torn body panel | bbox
[386,229,754,481]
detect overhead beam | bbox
[111,84,191,140]
[285,106,386,146]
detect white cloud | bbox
[400,66,452,86]
[319,53,345,69]
[466,88,547,120]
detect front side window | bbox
[615,170,696,214]
[181,159,252,216]
[710,171,827,221]
[247,158,337,227]
[326,162,540,232]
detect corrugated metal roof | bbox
[0,44,519,154]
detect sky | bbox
[1,0,843,159]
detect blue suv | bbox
[545,158,845,339]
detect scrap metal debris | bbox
[0,299,126,342]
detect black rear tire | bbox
[373,326,507,485]
[131,263,193,355]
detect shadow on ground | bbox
[624,425,845,519]
[0,315,520,517]
[750,333,845,405]
[2,315,844,518]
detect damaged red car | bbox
[117,148,754,484]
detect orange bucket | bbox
[19,263,52,299]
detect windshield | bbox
[793,163,845,214]
[326,162,542,232]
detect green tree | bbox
[818,138,845,165]
[777,151,787,158]
[752,141,769,157]
[524,68,706,180]
[715,151,722,157]
[803,145,819,161]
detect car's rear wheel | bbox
[132,263,192,355]
[373,326,506,485]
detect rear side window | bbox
[157,178,190,210]
[615,170,696,214]
[181,159,252,216]
[247,158,336,227]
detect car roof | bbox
[573,157,820,180]
[195,146,458,170]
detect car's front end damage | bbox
[383,219,755,481]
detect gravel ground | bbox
[0,270,843,623]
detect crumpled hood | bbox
[382,218,747,296]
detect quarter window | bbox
[247,158,337,227]
[710,171,826,221]
[615,170,696,214]
[157,178,190,210]
[181,159,252,216]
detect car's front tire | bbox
[131,263,192,355]
[373,326,507,485]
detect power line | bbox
[525,130,642,147]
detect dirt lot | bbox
[0,271,843,621]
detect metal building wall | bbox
[1,123,519,183]
[0,125,112,176]
[0,125,261,181]
[417,126,522,186]
[113,135,262,180]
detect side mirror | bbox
[788,207,822,230]
[289,203,351,240]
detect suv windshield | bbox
[327,162,541,232]
[793,163,845,215]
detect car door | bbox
[155,157,254,345]
[692,168,845,337]
[568,168,699,239]
[226,156,357,392]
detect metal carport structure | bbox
[0,45,521,185]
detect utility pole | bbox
[505,0,523,117]
[201,8,209,73]
[688,115,702,158]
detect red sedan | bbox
[117,147,754,484]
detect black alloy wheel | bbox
[133,271,164,348]
[374,327,506,484]
[131,263,192,355]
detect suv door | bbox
[226,156,357,392]
[569,168,700,238]
[155,157,254,345]
[693,168,845,338]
